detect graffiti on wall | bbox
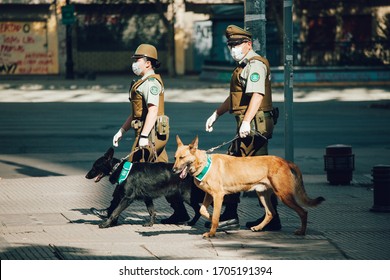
[0,21,56,75]
[192,21,212,72]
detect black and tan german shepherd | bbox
[85,147,203,228]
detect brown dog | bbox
[173,135,325,238]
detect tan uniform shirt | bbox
[239,49,268,96]
[136,70,163,107]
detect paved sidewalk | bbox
[0,172,389,260]
[1,74,389,261]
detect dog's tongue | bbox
[94,174,104,183]
[179,166,188,179]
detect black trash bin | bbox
[370,165,390,213]
[324,144,354,185]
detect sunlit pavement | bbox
[0,75,389,260]
[0,74,389,103]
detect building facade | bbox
[0,0,389,76]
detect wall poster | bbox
[0,21,58,75]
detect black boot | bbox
[92,184,123,220]
[204,202,240,230]
[90,207,108,219]
[161,195,190,225]
[245,194,281,231]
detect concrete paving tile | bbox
[1,173,390,260]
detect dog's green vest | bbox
[118,161,133,184]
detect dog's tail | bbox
[289,161,325,207]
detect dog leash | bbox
[113,142,157,171]
[205,130,268,153]
[206,135,240,153]
[110,147,141,175]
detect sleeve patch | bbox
[250,72,260,82]
[150,85,159,95]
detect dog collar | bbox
[195,154,212,181]
[118,161,133,184]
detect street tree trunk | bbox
[155,0,176,77]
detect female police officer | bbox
[113,43,167,162]
[91,44,190,224]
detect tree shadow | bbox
[69,207,173,227]
[0,243,159,260]
[0,159,63,177]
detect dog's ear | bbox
[105,147,114,159]
[189,135,198,152]
[176,135,183,147]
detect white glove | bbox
[138,135,149,148]
[239,121,251,138]
[205,111,219,132]
[113,128,125,147]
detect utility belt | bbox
[131,119,143,130]
[131,115,170,140]
[270,107,279,125]
[263,111,272,118]
[235,109,277,139]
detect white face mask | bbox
[230,46,245,61]
[132,61,143,76]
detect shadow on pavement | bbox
[0,159,63,177]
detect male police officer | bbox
[205,25,281,231]
[91,44,190,224]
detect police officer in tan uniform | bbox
[205,25,281,231]
[113,43,168,163]
[91,44,190,224]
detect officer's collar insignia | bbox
[118,161,133,184]
[195,154,212,181]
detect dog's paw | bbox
[294,229,306,236]
[202,232,215,238]
[187,220,196,226]
[142,222,154,227]
[250,225,263,232]
[99,222,111,228]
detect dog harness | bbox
[118,161,133,184]
[195,154,212,181]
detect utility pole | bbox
[284,0,294,161]
[244,0,266,57]
[245,1,294,161]
[62,0,75,79]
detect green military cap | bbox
[225,25,252,44]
